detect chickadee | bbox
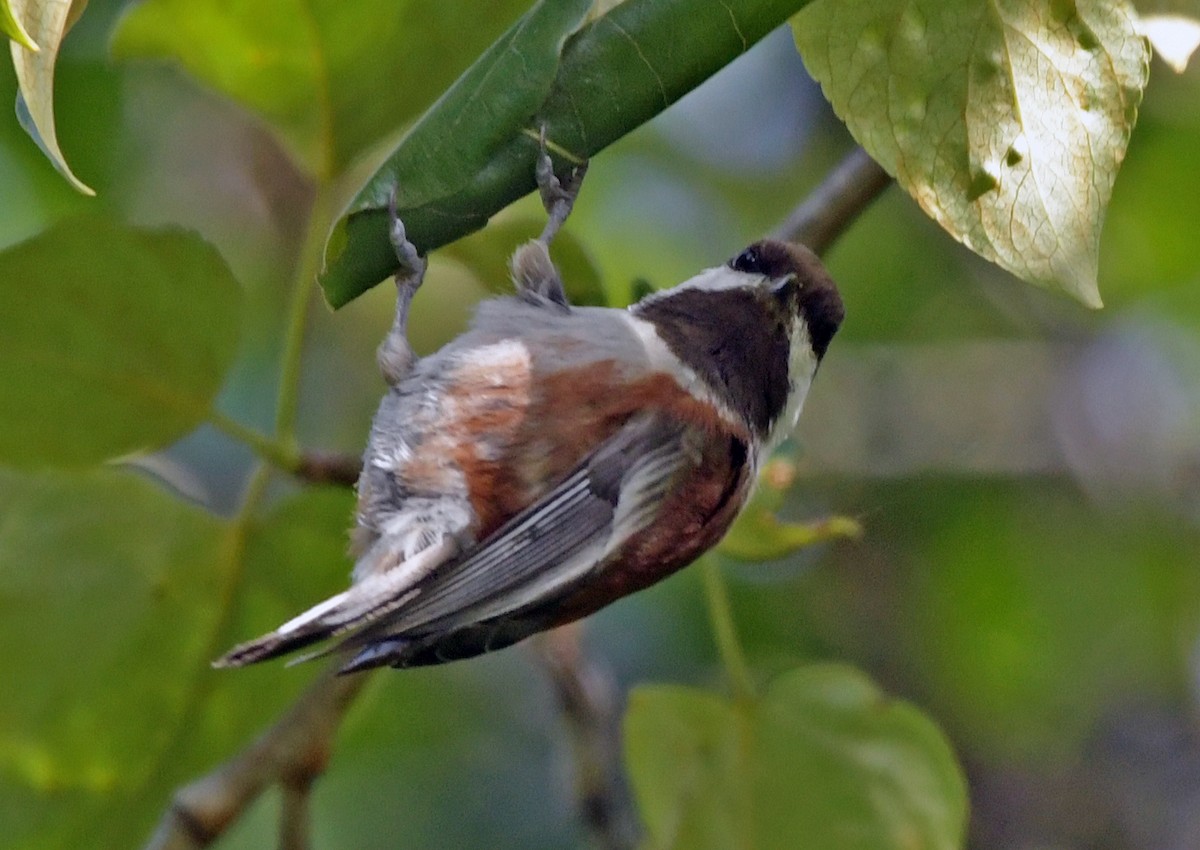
[218,145,843,674]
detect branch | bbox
[772,146,892,255]
[143,666,372,850]
[294,450,361,488]
[530,624,639,850]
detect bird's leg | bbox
[378,189,426,386]
[536,127,589,247]
[511,127,589,306]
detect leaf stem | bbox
[700,556,756,702]
[771,146,892,255]
[208,408,301,472]
[274,183,335,442]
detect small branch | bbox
[143,666,371,850]
[531,625,639,850]
[207,410,360,487]
[279,773,315,850]
[294,451,362,488]
[772,146,892,255]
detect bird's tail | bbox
[213,537,453,668]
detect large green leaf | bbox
[625,666,967,850]
[111,0,533,180]
[137,487,357,846]
[0,216,241,468]
[793,0,1150,307]
[0,469,226,850]
[319,0,815,308]
[0,473,357,850]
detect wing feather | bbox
[217,413,694,671]
[335,414,693,668]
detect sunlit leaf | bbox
[320,0,815,307]
[8,0,93,194]
[793,0,1151,307]
[625,665,967,850]
[111,0,533,180]
[0,216,241,468]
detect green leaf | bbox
[625,666,967,850]
[718,457,862,561]
[0,468,226,850]
[111,0,534,180]
[793,0,1150,308]
[442,217,607,307]
[319,0,815,308]
[0,215,242,468]
[8,0,94,194]
[0,474,357,850]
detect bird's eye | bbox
[731,247,760,273]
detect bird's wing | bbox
[216,413,692,669]
[365,412,689,636]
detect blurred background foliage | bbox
[2,0,1200,848]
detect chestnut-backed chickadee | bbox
[217,146,843,674]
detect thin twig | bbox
[294,451,361,487]
[531,625,639,850]
[772,146,892,255]
[143,666,371,850]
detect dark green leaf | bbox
[111,0,534,179]
[0,216,241,468]
[718,458,862,561]
[320,0,815,307]
[0,469,226,850]
[625,666,967,850]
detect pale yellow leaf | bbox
[1140,13,1200,72]
[8,0,94,195]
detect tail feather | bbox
[213,623,334,668]
[213,536,456,669]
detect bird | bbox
[216,141,844,674]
